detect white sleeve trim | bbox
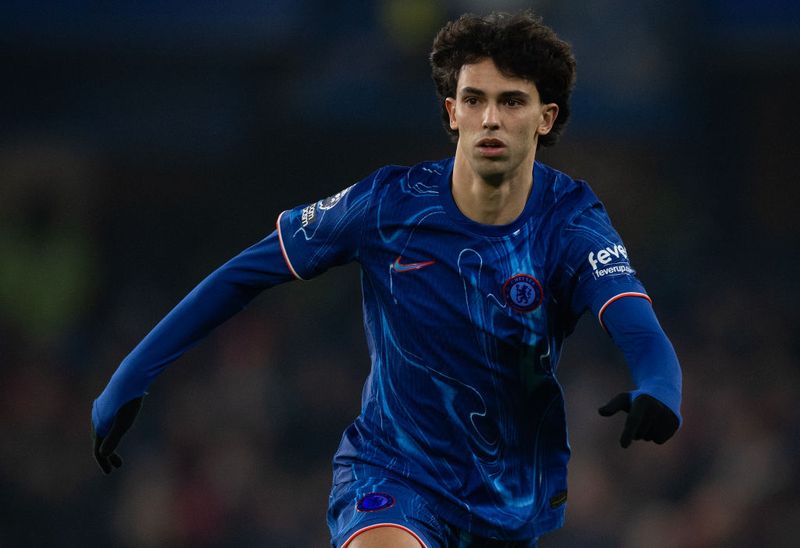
[597,291,652,330]
[276,210,306,281]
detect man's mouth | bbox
[477,138,507,156]
[477,138,506,149]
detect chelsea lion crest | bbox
[503,274,543,313]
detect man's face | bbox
[445,58,558,183]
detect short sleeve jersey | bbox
[277,158,647,540]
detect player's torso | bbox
[348,161,569,494]
[363,206,549,374]
[358,161,558,385]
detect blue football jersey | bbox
[277,158,649,539]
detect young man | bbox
[93,12,682,547]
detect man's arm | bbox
[596,295,682,447]
[92,230,294,473]
[92,174,375,473]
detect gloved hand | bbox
[598,393,678,448]
[93,396,144,474]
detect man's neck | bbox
[451,154,535,226]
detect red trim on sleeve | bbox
[276,211,305,281]
[598,292,652,330]
[341,523,427,547]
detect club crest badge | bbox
[356,492,395,512]
[503,274,543,312]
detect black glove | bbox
[93,396,144,474]
[598,393,678,448]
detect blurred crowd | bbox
[2,1,798,546]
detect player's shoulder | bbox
[536,160,602,220]
[374,158,449,181]
[366,158,450,195]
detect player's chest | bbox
[362,217,550,330]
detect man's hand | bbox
[598,393,678,448]
[93,397,143,474]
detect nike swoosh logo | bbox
[392,255,436,273]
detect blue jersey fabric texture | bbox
[277,158,679,539]
[93,157,682,541]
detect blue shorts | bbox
[327,472,539,548]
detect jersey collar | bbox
[437,157,546,237]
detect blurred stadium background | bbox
[1,1,798,546]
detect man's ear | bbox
[537,103,559,136]
[445,97,458,130]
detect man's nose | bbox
[482,104,500,130]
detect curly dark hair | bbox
[430,11,576,148]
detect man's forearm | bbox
[601,295,683,423]
[92,230,293,436]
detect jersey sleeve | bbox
[276,172,375,280]
[92,230,294,436]
[602,295,682,422]
[556,192,650,325]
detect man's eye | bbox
[465,97,478,105]
[505,99,522,107]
